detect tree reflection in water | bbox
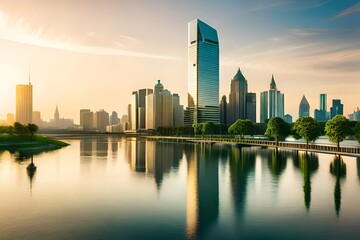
[293,152,319,211]
[330,155,346,217]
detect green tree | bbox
[325,115,351,152]
[192,123,203,136]
[13,122,28,136]
[265,117,291,146]
[202,122,216,135]
[27,123,39,137]
[228,119,254,139]
[355,120,360,145]
[293,117,321,149]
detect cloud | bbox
[221,28,360,75]
[334,2,360,19]
[250,0,329,11]
[0,11,174,60]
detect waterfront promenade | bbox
[146,136,360,157]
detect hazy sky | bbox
[0,0,359,123]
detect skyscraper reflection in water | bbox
[185,144,219,239]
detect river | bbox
[0,135,359,239]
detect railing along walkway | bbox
[147,136,360,157]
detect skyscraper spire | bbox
[28,65,31,85]
[270,74,276,90]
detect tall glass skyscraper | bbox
[186,19,219,124]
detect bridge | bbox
[145,136,360,157]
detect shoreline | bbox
[0,134,69,153]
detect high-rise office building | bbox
[330,99,343,119]
[127,104,132,130]
[94,109,109,132]
[227,68,256,123]
[173,93,184,127]
[228,69,248,124]
[80,109,94,131]
[146,80,183,129]
[260,75,284,123]
[186,19,219,125]
[314,94,328,122]
[220,95,227,125]
[320,94,326,112]
[109,111,120,125]
[16,83,33,124]
[131,89,153,131]
[131,91,138,131]
[246,93,256,123]
[299,95,310,117]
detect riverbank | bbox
[0,134,69,153]
[145,135,360,157]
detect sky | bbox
[0,0,359,123]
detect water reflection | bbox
[125,138,183,189]
[27,155,37,195]
[80,138,93,157]
[330,155,346,217]
[229,146,255,218]
[185,144,219,240]
[145,140,182,189]
[268,149,287,184]
[293,152,319,211]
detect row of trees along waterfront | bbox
[156,115,360,151]
[0,122,39,137]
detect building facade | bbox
[146,80,184,130]
[80,109,94,131]
[186,19,219,125]
[16,83,33,124]
[314,94,328,122]
[227,68,256,124]
[228,69,248,124]
[94,109,109,132]
[131,89,153,131]
[330,99,343,119]
[260,75,284,123]
[219,95,227,125]
[246,93,256,123]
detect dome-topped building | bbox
[154,80,164,94]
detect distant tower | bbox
[330,99,343,119]
[16,71,33,124]
[54,105,60,128]
[260,75,284,123]
[220,95,227,124]
[228,68,248,124]
[109,111,119,125]
[299,95,310,117]
[314,94,328,122]
[320,94,327,112]
[246,92,256,123]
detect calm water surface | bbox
[1,136,360,240]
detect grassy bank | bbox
[0,134,69,153]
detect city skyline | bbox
[0,0,359,123]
